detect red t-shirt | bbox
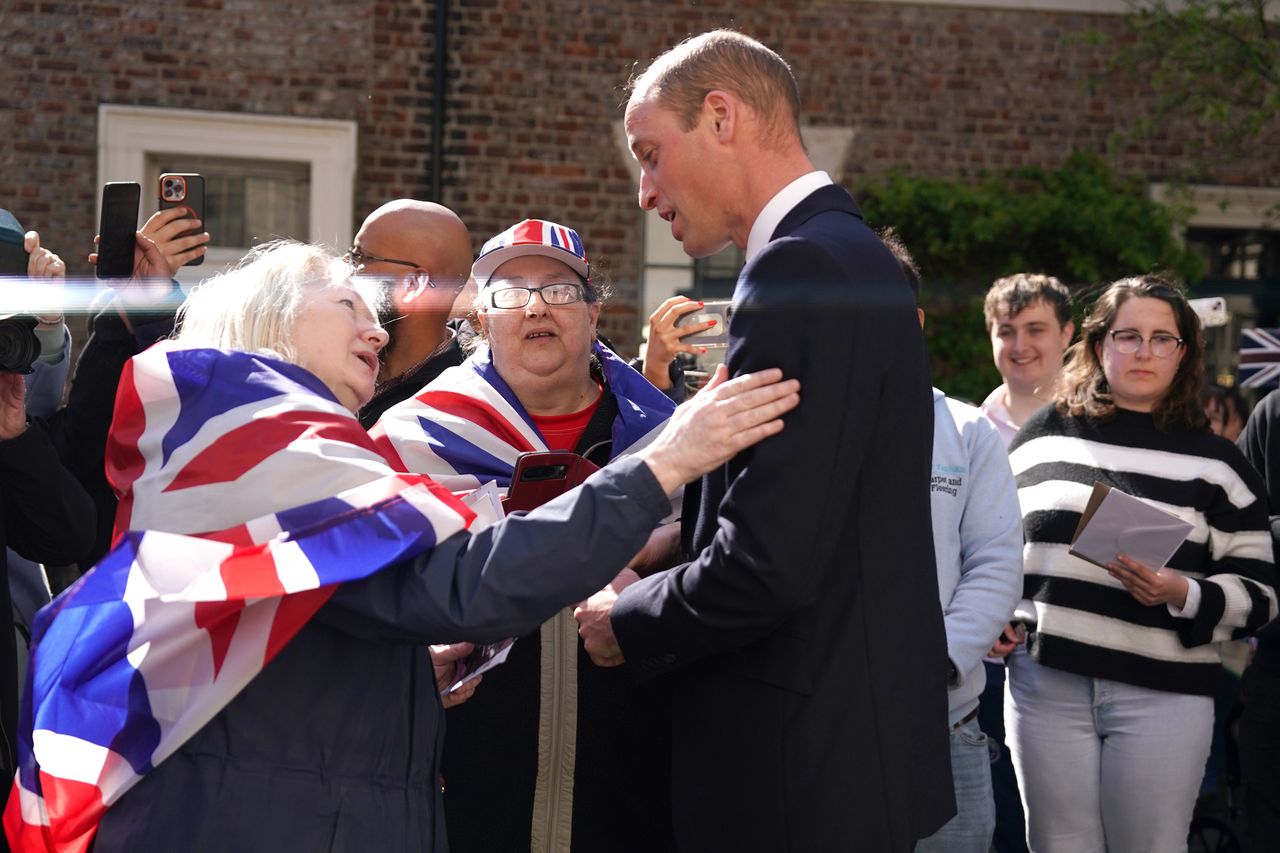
[529,391,603,452]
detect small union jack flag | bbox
[1239,327,1280,389]
[4,342,474,853]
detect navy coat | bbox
[612,184,956,852]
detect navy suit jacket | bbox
[612,184,955,851]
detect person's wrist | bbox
[0,419,29,442]
[645,363,673,390]
[637,445,684,495]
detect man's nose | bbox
[638,173,657,211]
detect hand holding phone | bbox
[158,173,206,267]
[643,296,729,389]
[989,621,1026,658]
[673,299,731,349]
[96,182,141,279]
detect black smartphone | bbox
[159,173,205,267]
[504,451,600,513]
[96,182,141,279]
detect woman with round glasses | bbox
[374,219,684,852]
[1006,275,1277,851]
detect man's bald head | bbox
[354,199,473,288]
[353,200,473,375]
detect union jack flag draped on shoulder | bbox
[370,341,676,492]
[4,342,474,853]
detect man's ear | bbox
[704,90,736,141]
[401,271,431,304]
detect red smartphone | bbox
[158,173,205,266]
[504,451,600,513]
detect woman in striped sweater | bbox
[1006,275,1276,852]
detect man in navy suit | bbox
[574,30,955,852]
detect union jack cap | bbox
[472,218,589,287]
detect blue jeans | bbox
[915,716,995,853]
[1006,648,1213,852]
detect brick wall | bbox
[2,0,1276,353]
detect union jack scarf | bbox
[370,341,676,492]
[4,342,474,853]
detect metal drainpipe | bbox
[430,0,449,202]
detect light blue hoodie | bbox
[930,388,1024,725]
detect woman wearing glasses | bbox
[1006,275,1277,851]
[374,219,683,852]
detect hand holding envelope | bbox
[1106,553,1191,608]
[1070,482,1194,609]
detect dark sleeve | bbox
[0,422,95,566]
[44,299,176,566]
[611,237,916,666]
[1239,391,1280,525]
[318,455,670,643]
[1236,394,1280,642]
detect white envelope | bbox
[1069,482,1193,571]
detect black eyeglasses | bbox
[346,245,422,271]
[1108,329,1184,358]
[488,283,585,309]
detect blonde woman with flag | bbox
[5,240,799,853]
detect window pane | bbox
[1187,228,1280,282]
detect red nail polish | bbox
[708,319,717,326]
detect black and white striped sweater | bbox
[1010,406,1277,696]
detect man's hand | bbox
[139,207,210,276]
[1107,553,1190,608]
[988,622,1024,658]
[430,642,482,708]
[574,568,641,667]
[643,296,712,389]
[24,231,66,327]
[25,231,65,282]
[0,374,28,441]
[628,522,681,577]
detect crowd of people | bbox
[0,27,1277,853]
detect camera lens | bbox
[0,316,41,374]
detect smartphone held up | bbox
[159,173,205,267]
[96,182,141,280]
[674,299,732,349]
